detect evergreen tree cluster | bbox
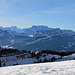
[0,48,27,57]
[31,51,41,60]
[1,47,75,67]
[0,60,1,67]
[41,50,75,57]
[34,56,56,63]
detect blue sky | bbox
[0,0,75,30]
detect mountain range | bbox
[0,25,75,52]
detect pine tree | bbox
[48,59,50,62]
[61,56,62,59]
[4,62,5,66]
[36,53,40,60]
[31,51,34,57]
[39,59,42,63]
[0,60,1,67]
[34,61,35,63]
[51,57,56,62]
[43,58,47,62]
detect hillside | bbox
[9,32,75,52]
[0,60,75,75]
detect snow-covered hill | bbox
[33,28,74,37]
[0,28,15,37]
[33,28,62,37]
[56,53,75,61]
[0,60,75,75]
[0,52,61,67]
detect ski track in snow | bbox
[0,60,75,75]
[62,42,75,49]
[22,37,51,46]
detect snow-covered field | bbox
[56,53,75,61]
[0,53,61,67]
[0,60,75,75]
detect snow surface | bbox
[0,60,75,75]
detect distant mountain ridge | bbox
[0,25,74,36]
[0,25,75,52]
[8,28,75,52]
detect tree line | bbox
[0,47,75,67]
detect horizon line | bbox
[0,25,74,31]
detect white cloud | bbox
[43,10,60,14]
[42,4,75,15]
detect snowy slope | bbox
[0,53,60,67]
[9,33,75,51]
[0,29,15,37]
[33,28,62,37]
[0,60,75,75]
[56,53,75,61]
